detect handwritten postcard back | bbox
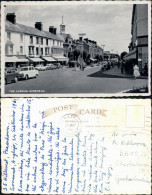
[1,98,151,194]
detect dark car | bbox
[5,68,20,84]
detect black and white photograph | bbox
[1,1,151,96]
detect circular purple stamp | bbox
[59,114,81,136]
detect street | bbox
[5,65,148,94]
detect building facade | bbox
[5,13,65,67]
[124,4,148,69]
[57,17,74,60]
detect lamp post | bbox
[101,45,105,61]
[78,33,86,70]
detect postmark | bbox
[59,113,81,137]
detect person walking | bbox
[133,64,140,79]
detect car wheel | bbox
[25,75,28,80]
[14,77,18,83]
[35,74,38,78]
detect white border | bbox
[1,1,151,97]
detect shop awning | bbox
[124,49,136,60]
[53,56,69,61]
[28,57,44,62]
[5,56,29,63]
[42,56,56,62]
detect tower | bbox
[60,16,66,34]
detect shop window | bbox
[7,32,11,41]
[138,46,148,69]
[20,34,23,43]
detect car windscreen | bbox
[21,68,28,71]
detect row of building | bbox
[124,4,148,70]
[5,13,104,68]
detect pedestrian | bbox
[144,63,148,76]
[133,64,140,79]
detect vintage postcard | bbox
[1,98,151,194]
[1,0,151,97]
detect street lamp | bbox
[78,33,86,61]
[101,45,105,61]
[78,33,86,70]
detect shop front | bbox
[42,56,56,65]
[52,55,69,65]
[28,57,44,67]
[5,56,29,68]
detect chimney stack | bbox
[84,38,88,43]
[6,13,16,24]
[79,37,82,42]
[35,22,43,31]
[49,26,54,34]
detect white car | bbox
[35,65,46,71]
[18,66,39,80]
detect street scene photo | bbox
[3,2,149,95]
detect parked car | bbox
[46,63,60,70]
[35,65,46,71]
[5,68,20,84]
[18,66,39,80]
[45,64,52,70]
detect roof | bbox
[5,21,63,41]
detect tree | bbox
[99,55,103,61]
[83,51,88,62]
[95,54,100,62]
[73,49,81,61]
[68,51,73,61]
[120,51,127,59]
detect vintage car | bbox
[46,63,61,70]
[35,65,46,71]
[5,68,20,84]
[18,66,39,80]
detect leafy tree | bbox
[99,55,103,61]
[95,54,100,62]
[83,51,88,62]
[68,51,73,61]
[120,51,127,59]
[73,49,81,61]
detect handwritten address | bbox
[2,99,151,194]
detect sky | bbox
[5,3,133,54]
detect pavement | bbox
[100,66,148,79]
[4,65,148,94]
